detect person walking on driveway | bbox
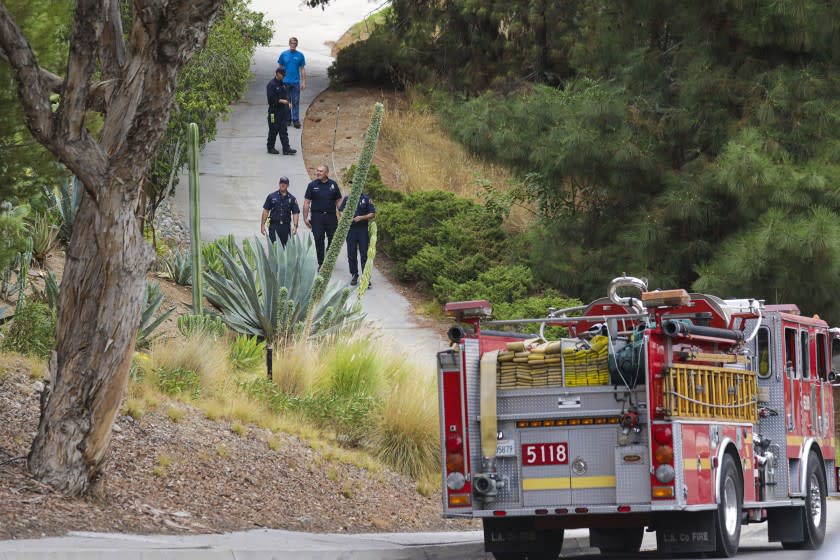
[277,37,306,128]
[261,176,300,245]
[266,66,296,155]
[303,165,341,267]
[339,191,376,286]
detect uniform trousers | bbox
[311,212,337,266]
[268,222,291,246]
[267,109,290,152]
[346,226,370,277]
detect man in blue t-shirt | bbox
[277,37,306,129]
[338,191,376,286]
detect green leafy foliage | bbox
[155,367,201,400]
[228,335,265,371]
[328,21,422,90]
[28,212,58,264]
[377,191,507,288]
[341,163,403,203]
[0,301,55,358]
[0,202,29,273]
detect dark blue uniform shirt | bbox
[263,191,300,224]
[339,194,376,228]
[304,179,341,212]
[266,78,288,113]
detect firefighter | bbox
[266,66,296,155]
[303,164,342,267]
[339,188,376,286]
[260,176,300,246]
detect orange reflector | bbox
[595,418,607,424]
[652,486,675,499]
[493,510,507,517]
[608,417,620,424]
[618,505,632,512]
[535,508,548,515]
[448,494,471,507]
[654,445,674,465]
[575,507,589,513]
[568,419,580,425]
[517,421,528,428]
[543,420,554,427]
[582,418,594,425]
[556,419,567,426]
[530,421,541,427]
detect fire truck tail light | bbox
[555,508,568,514]
[655,463,676,483]
[493,510,507,517]
[448,494,471,507]
[653,425,673,444]
[446,453,464,472]
[575,507,589,514]
[654,445,674,465]
[652,486,675,499]
[445,434,463,453]
[535,509,548,515]
[617,505,632,512]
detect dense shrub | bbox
[434,265,533,304]
[0,301,55,358]
[328,30,422,90]
[377,191,506,286]
[341,163,403,204]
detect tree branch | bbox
[59,0,103,142]
[100,0,127,83]
[0,1,56,141]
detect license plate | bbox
[522,442,568,466]
[496,439,516,457]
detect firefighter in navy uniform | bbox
[266,66,296,155]
[303,164,342,267]
[339,191,376,286]
[260,176,300,245]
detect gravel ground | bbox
[0,363,477,540]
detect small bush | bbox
[314,338,384,400]
[166,406,186,423]
[177,314,227,339]
[434,265,533,304]
[28,212,58,264]
[228,335,265,371]
[156,366,201,400]
[0,301,55,358]
[342,164,403,203]
[328,28,423,90]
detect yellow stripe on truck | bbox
[522,476,616,491]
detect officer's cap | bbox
[275,66,285,74]
[278,176,289,184]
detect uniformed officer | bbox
[261,176,300,246]
[266,66,296,155]
[303,164,342,267]
[338,191,376,286]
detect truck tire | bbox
[782,451,827,550]
[713,454,742,558]
[590,527,644,554]
[492,529,564,560]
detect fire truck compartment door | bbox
[520,429,572,507]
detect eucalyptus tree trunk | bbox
[0,0,225,495]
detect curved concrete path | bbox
[172,0,447,370]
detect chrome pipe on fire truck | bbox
[607,276,648,315]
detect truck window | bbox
[816,332,828,380]
[756,327,771,379]
[784,328,798,378]
[832,337,840,376]
[800,330,810,379]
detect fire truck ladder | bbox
[663,365,758,422]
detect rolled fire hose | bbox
[480,350,499,461]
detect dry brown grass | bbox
[380,100,532,232]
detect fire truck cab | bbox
[437,276,839,558]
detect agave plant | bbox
[137,281,176,348]
[204,235,363,378]
[48,175,82,247]
[164,248,192,286]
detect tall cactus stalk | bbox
[302,103,384,336]
[187,122,203,314]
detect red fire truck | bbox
[437,276,839,558]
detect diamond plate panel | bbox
[616,444,651,503]
[464,339,484,507]
[673,422,685,505]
